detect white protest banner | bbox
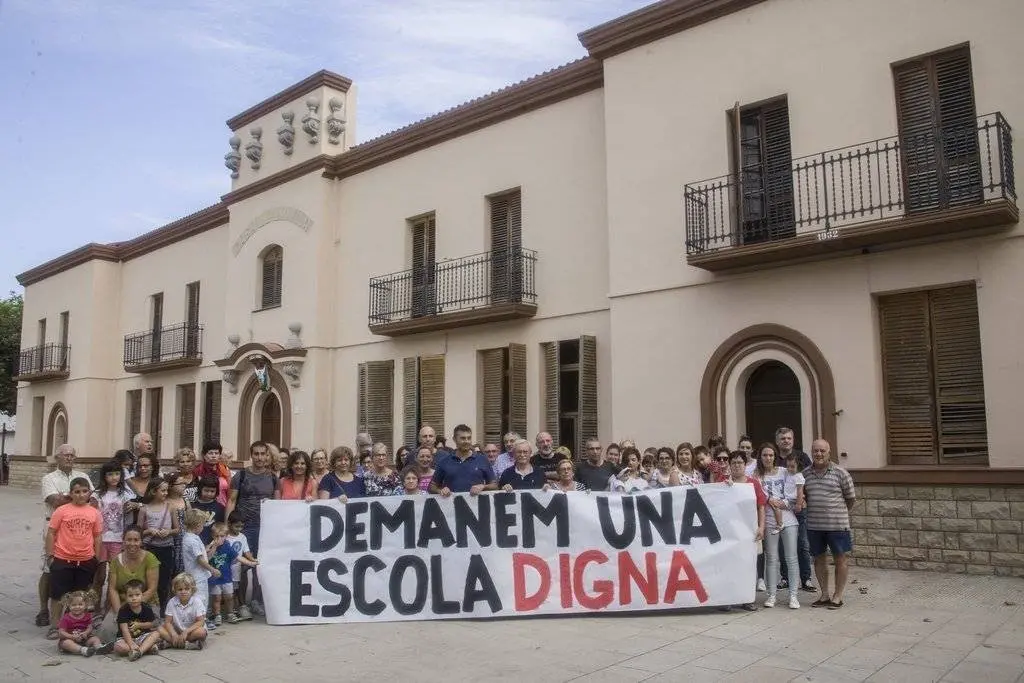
[258,485,756,624]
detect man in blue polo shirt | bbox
[430,424,496,496]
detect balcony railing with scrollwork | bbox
[684,112,1016,260]
[368,248,538,335]
[123,322,203,372]
[14,343,70,381]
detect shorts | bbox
[98,542,122,562]
[209,582,234,597]
[49,557,98,600]
[117,632,157,647]
[807,529,853,557]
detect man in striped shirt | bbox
[803,439,856,610]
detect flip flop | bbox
[810,598,832,608]
[827,600,844,610]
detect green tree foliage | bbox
[0,292,23,415]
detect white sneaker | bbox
[756,578,767,592]
[789,595,800,609]
[236,605,253,621]
[763,596,776,608]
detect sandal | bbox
[45,627,59,640]
[810,598,833,608]
[827,600,844,610]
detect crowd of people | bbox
[36,423,856,662]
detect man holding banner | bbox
[429,425,497,497]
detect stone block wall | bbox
[849,484,1024,577]
[7,456,52,492]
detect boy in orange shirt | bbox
[46,477,102,638]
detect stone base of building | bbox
[850,482,1024,577]
[6,456,54,491]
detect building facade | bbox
[11,0,1024,572]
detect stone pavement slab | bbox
[2,488,1023,682]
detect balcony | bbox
[368,247,538,336]
[684,113,1017,272]
[13,344,70,382]
[124,322,203,373]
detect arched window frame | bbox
[259,245,283,310]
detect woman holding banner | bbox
[317,447,366,501]
[363,443,400,497]
[545,460,588,492]
[723,450,766,612]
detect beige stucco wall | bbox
[600,0,1023,467]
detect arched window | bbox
[260,245,283,309]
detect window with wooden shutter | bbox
[479,345,527,446]
[419,355,445,443]
[126,389,142,448]
[202,380,222,445]
[490,190,523,303]
[578,335,598,459]
[178,383,196,451]
[508,343,527,438]
[542,342,560,447]
[410,216,436,319]
[894,45,981,214]
[357,360,394,453]
[260,246,283,309]
[733,97,794,245]
[147,387,163,456]
[185,282,201,358]
[402,357,419,449]
[879,283,987,465]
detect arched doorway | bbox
[45,402,69,458]
[745,360,802,449]
[260,393,282,446]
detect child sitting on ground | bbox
[113,579,161,661]
[207,522,257,624]
[57,590,104,657]
[160,573,208,650]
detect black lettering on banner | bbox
[679,488,722,544]
[289,560,318,617]
[353,555,386,615]
[521,492,569,548]
[317,558,351,617]
[417,498,456,548]
[345,501,370,553]
[389,555,428,616]
[429,554,460,614]
[310,505,343,553]
[492,492,519,547]
[597,496,636,548]
[454,495,492,548]
[369,499,416,550]
[462,554,502,613]
[637,491,676,546]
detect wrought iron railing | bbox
[684,112,1015,254]
[16,343,70,377]
[368,247,538,326]
[123,322,203,368]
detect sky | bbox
[0,0,650,294]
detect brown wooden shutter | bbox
[402,357,419,448]
[178,383,196,450]
[879,291,937,464]
[490,196,511,303]
[480,349,505,446]
[411,218,436,318]
[148,388,163,456]
[929,284,987,463]
[542,341,560,446]
[508,343,527,437]
[358,360,394,453]
[127,390,142,447]
[186,282,201,357]
[206,381,222,443]
[262,247,283,308]
[933,49,981,206]
[578,335,598,458]
[761,100,795,238]
[895,59,939,212]
[418,355,445,442]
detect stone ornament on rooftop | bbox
[245,126,263,170]
[278,111,296,156]
[302,97,321,144]
[224,135,242,179]
[326,97,346,145]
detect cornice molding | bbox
[578,0,768,60]
[226,70,353,131]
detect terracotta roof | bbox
[578,0,768,59]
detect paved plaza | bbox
[1,488,1022,683]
